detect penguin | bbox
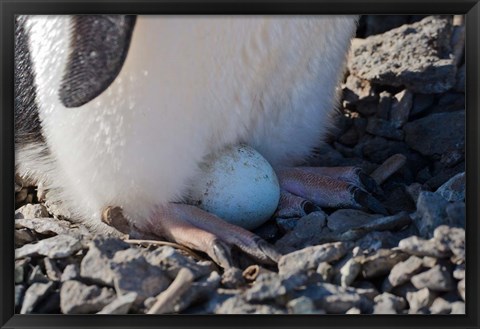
[15,15,382,268]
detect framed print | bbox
[1,1,479,329]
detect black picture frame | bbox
[1,1,479,328]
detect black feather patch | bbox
[15,15,44,145]
[59,15,137,108]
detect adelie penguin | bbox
[15,15,387,268]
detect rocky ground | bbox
[14,15,465,315]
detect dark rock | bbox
[327,209,382,232]
[425,161,465,191]
[406,287,437,313]
[411,93,434,117]
[34,291,61,313]
[398,235,451,258]
[274,211,326,253]
[252,221,279,241]
[413,191,449,238]
[360,249,409,279]
[275,217,299,232]
[15,258,30,284]
[97,292,137,314]
[376,91,392,120]
[432,92,465,113]
[390,90,413,128]
[60,280,116,314]
[436,172,465,202]
[342,75,377,105]
[385,255,424,289]
[278,242,350,276]
[355,231,402,252]
[373,292,407,314]
[366,118,404,140]
[349,16,456,93]
[15,285,26,310]
[15,234,83,259]
[404,111,465,157]
[27,265,49,284]
[411,265,455,291]
[338,127,359,146]
[454,63,465,92]
[20,282,55,314]
[440,149,464,168]
[383,186,416,213]
[15,229,36,246]
[362,136,409,164]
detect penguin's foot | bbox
[138,203,281,269]
[275,166,388,217]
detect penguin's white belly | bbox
[26,16,357,224]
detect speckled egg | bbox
[188,144,280,230]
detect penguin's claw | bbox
[275,166,387,216]
[141,203,281,269]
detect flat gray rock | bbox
[327,209,382,232]
[373,292,406,314]
[97,292,138,314]
[15,204,50,219]
[406,287,437,313]
[60,280,116,314]
[278,242,349,276]
[411,265,455,291]
[386,255,424,288]
[360,249,409,279]
[404,111,465,157]
[398,235,451,258]
[15,234,83,259]
[349,16,456,93]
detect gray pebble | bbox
[398,235,451,258]
[44,258,62,281]
[216,295,286,314]
[287,296,319,314]
[386,255,424,288]
[15,204,49,219]
[453,264,465,280]
[406,287,437,313]
[15,234,83,259]
[373,292,407,314]
[411,265,455,291]
[360,249,409,278]
[97,292,138,314]
[278,242,349,276]
[60,280,116,314]
[429,296,453,314]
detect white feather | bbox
[19,15,357,228]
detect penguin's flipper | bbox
[134,203,281,269]
[59,15,136,108]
